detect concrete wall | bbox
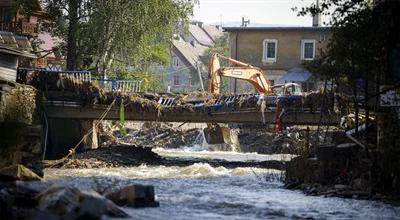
[0,52,18,82]
[229,29,330,71]
[228,28,330,92]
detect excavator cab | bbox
[272,83,303,96]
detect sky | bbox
[192,0,329,27]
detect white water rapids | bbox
[26,134,400,219]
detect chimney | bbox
[190,40,197,47]
[312,0,321,27]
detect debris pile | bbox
[285,142,376,200]
[236,126,308,154]
[0,81,41,124]
[114,123,202,149]
[44,145,162,169]
[28,73,352,114]
[0,81,43,177]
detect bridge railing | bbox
[17,68,92,85]
[18,68,142,93]
[93,79,142,93]
[58,71,92,84]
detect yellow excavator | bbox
[204,53,272,144]
[207,53,271,95]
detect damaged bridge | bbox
[17,69,344,158]
[45,101,340,125]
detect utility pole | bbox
[196,61,205,91]
[233,17,250,94]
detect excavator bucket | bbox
[203,125,231,144]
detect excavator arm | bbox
[207,53,271,95]
[205,53,272,145]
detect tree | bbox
[297,0,395,88]
[200,33,230,92]
[298,0,400,193]
[43,0,196,74]
[200,33,230,67]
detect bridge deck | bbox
[46,103,340,125]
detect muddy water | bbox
[38,148,400,220]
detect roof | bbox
[0,31,18,48]
[0,31,35,58]
[0,31,33,52]
[172,40,207,68]
[0,46,36,58]
[189,24,214,46]
[279,68,312,82]
[201,25,224,41]
[14,35,32,51]
[223,26,331,32]
[0,0,43,12]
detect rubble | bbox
[43,145,162,169]
[0,82,44,177]
[284,130,380,201]
[237,126,308,154]
[0,82,41,124]
[102,122,202,149]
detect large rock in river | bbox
[106,184,160,208]
[37,186,129,219]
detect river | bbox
[34,145,400,220]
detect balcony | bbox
[0,21,39,36]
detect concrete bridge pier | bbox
[46,118,98,159]
[80,120,99,149]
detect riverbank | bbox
[0,179,161,219]
[43,144,287,170]
[284,141,400,206]
[5,163,400,220]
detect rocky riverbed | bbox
[0,180,159,219]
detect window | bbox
[262,39,277,62]
[270,80,275,86]
[173,56,179,67]
[301,40,316,60]
[0,7,13,22]
[173,75,180,86]
[189,77,195,86]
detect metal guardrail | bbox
[18,68,92,85]
[94,79,142,93]
[215,94,254,104]
[158,97,176,107]
[19,68,142,93]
